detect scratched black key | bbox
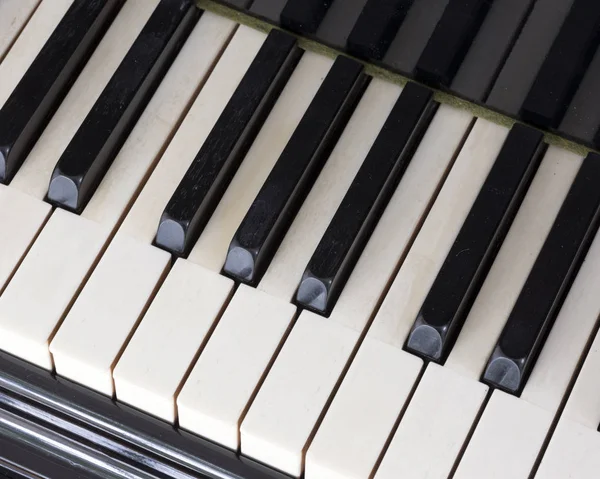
[223,56,368,286]
[405,125,545,363]
[154,29,301,257]
[482,153,600,395]
[346,0,415,61]
[295,82,436,316]
[0,0,123,184]
[46,0,200,213]
[280,0,334,34]
[521,0,600,129]
[415,0,492,86]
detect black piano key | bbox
[223,56,368,286]
[154,29,302,257]
[346,0,416,61]
[520,0,600,129]
[482,153,600,395]
[295,82,436,316]
[47,0,200,214]
[280,0,335,34]
[405,125,545,362]
[0,0,124,184]
[414,0,493,86]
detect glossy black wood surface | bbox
[406,124,545,363]
[295,82,435,315]
[223,56,368,286]
[154,29,302,257]
[483,153,600,395]
[0,0,124,184]
[47,0,200,214]
[280,0,334,34]
[415,0,493,86]
[520,0,600,129]
[0,351,293,479]
[346,0,415,60]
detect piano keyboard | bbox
[1,0,600,478]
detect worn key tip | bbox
[483,354,522,394]
[47,174,80,211]
[0,146,7,183]
[155,216,186,255]
[223,245,255,283]
[406,322,443,361]
[296,274,329,314]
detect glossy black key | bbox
[346,0,415,60]
[223,56,368,286]
[405,125,545,362]
[295,82,436,316]
[415,0,492,86]
[483,153,600,395]
[154,29,302,257]
[47,0,200,213]
[520,0,600,129]
[0,0,123,184]
[280,0,334,34]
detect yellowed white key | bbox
[46,13,238,391]
[240,105,476,478]
[536,327,600,479]
[304,105,473,479]
[178,79,404,452]
[0,0,40,63]
[119,50,333,425]
[0,0,72,106]
[0,0,161,369]
[376,147,582,479]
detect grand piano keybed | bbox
[2,0,600,478]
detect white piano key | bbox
[241,106,474,477]
[177,285,296,449]
[0,0,40,63]
[535,420,600,479]
[304,105,474,479]
[372,147,582,479]
[177,77,399,451]
[306,338,422,479]
[0,0,72,108]
[48,13,238,394]
[375,364,488,479]
[50,234,170,395]
[453,391,552,479]
[561,329,600,429]
[535,305,600,478]
[0,209,109,369]
[114,259,234,423]
[186,51,334,272]
[118,25,266,244]
[367,119,508,348]
[241,312,358,476]
[0,185,50,290]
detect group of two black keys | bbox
[1,0,600,400]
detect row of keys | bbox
[232,0,600,150]
[2,1,600,478]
